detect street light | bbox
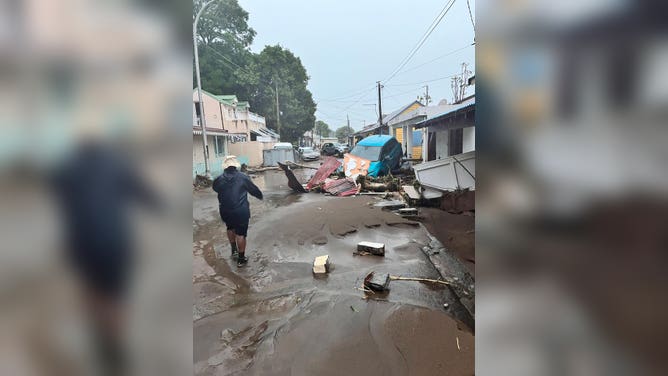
[194,0,219,177]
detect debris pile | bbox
[194,174,212,189]
[306,157,341,190]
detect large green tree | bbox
[241,45,316,142]
[194,1,316,142]
[335,126,354,143]
[193,0,255,47]
[193,0,256,99]
[314,120,331,137]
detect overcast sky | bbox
[238,0,475,131]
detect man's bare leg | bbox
[227,229,238,257]
[236,235,247,266]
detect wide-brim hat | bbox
[222,155,241,170]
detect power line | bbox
[315,84,377,102]
[389,43,473,79]
[388,72,463,87]
[327,88,377,120]
[382,0,457,85]
[466,0,475,34]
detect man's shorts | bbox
[220,208,250,237]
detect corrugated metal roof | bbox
[353,100,424,136]
[413,97,475,129]
[250,127,280,139]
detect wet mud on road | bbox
[193,167,474,375]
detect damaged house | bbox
[412,97,475,195]
[193,90,279,178]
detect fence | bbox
[262,149,296,166]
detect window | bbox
[448,128,463,156]
[194,102,202,125]
[214,136,226,157]
[350,145,382,161]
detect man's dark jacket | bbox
[213,168,263,216]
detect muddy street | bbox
[193,167,474,376]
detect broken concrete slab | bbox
[373,200,406,210]
[357,241,385,256]
[398,208,418,216]
[364,272,390,292]
[402,185,421,200]
[313,255,330,274]
[417,223,475,318]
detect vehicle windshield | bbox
[301,147,314,152]
[350,145,382,161]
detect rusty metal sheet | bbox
[277,162,307,193]
[323,178,358,196]
[306,156,342,190]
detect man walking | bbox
[213,156,263,266]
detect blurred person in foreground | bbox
[213,156,263,267]
[52,138,160,375]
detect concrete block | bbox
[313,255,330,274]
[357,241,385,256]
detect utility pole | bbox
[193,0,219,177]
[451,62,471,104]
[275,79,280,138]
[377,81,384,135]
[420,85,431,106]
[460,62,471,102]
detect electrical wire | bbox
[315,84,378,102]
[382,0,457,85]
[388,43,473,80]
[388,73,462,87]
[466,0,475,33]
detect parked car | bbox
[273,142,294,150]
[299,147,320,161]
[347,135,402,177]
[335,143,350,154]
[320,142,339,157]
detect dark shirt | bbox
[52,142,159,295]
[212,168,263,214]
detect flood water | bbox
[193,165,474,375]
